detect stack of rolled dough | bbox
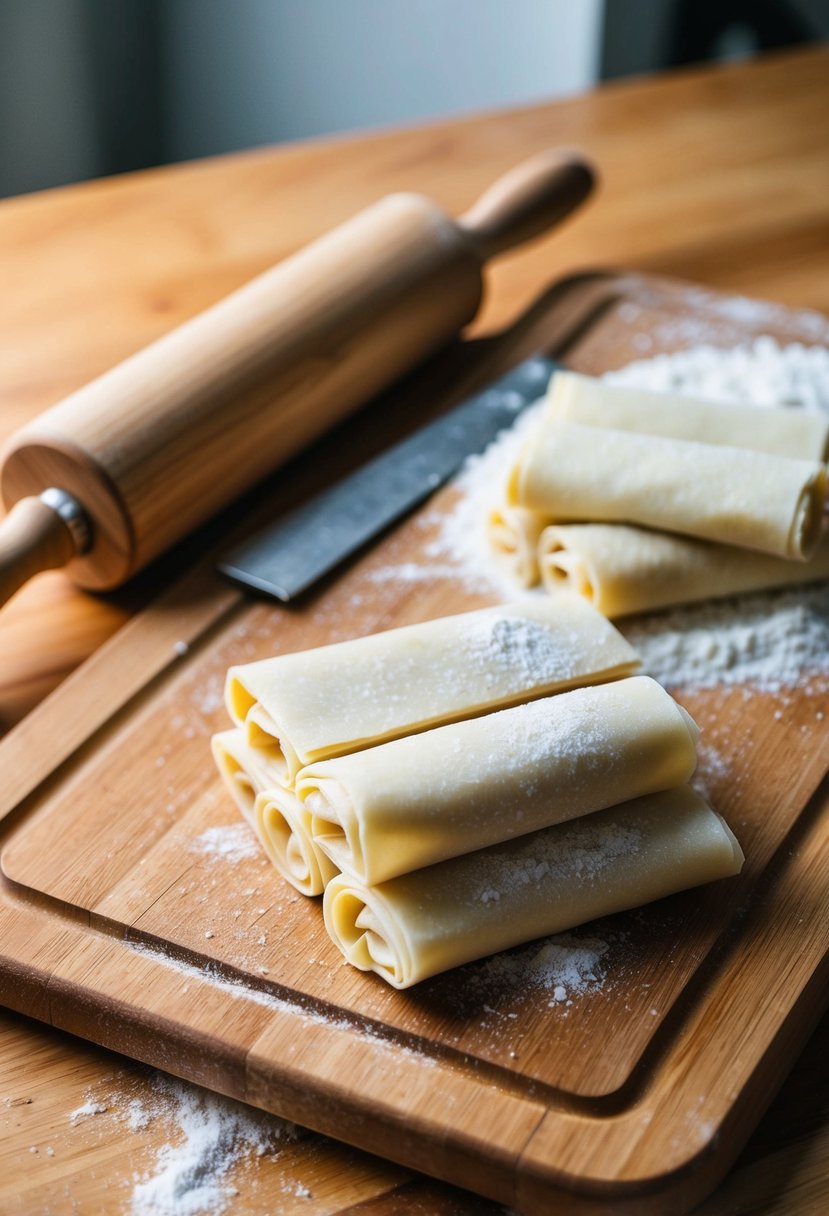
[490,370,829,615]
[211,598,743,988]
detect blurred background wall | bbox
[0,0,826,199]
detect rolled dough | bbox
[486,504,548,587]
[508,421,826,560]
[255,788,339,897]
[323,786,744,989]
[225,597,639,784]
[539,522,829,617]
[301,675,699,884]
[547,370,829,460]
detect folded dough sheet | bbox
[225,597,639,785]
[300,675,699,884]
[508,421,826,561]
[212,728,335,895]
[546,370,829,460]
[323,786,744,989]
[539,522,829,617]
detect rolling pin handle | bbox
[458,148,596,262]
[0,490,90,608]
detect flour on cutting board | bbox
[190,822,261,863]
[404,337,829,691]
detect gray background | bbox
[0,0,826,199]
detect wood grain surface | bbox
[0,44,828,1215]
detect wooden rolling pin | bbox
[0,149,594,607]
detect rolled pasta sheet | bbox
[211,728,284,826]
[547,369,829,460]
[507,421,826,560]
[255,789,339,897]
[225,597,639,784]
[323,786,744,989]
[486,503,549,587]
[539,522,829,617]
[301,675,699,885]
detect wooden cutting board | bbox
[1,272,828,1215]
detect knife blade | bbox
[218,354,558,601]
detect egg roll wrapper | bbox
[486,504,549,587]
[539,522,829,617]
[323,786,744,989]
[225,597,639,783]
[255,789,338,897]
[211,729,334,894]
[301,676,698,885]
[211,729,284,827]
[508,421,826,560]
[547,370,829,460]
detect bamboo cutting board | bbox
[1,272,828,1215]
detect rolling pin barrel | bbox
[0,149,594,603]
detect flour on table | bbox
[66,1075,301,1216]
[68,1099,108,1123]
[128,1077,298,1216]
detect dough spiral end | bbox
[486,504,546,587]
[791,467,827,559]
[255,789,338,896]
[324,878,412,989]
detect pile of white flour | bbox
[68,1074,301,1216]
[430,338,829,692]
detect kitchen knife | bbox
[218,355,558,601]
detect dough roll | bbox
[323,786,744,989]
[211,728,284,825]
[539,523,829,617]
[225,597,639,785]
[486,504,549,587]
[255,788,339,897]
[301,675,699,885]
[507,421,826,560]
[212,729,335,894]
[547,370,829,460]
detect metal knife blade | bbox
[218,354,558,601]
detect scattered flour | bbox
[127,1076,298,1216]
[604,336,829,410]
[190,823,260,863]
[624,583,829,692]
[67,1077,301,1216]
[429,337,829,691]
[468,932,612,1007]
[68,1099,108,1123]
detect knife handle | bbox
[459,149,595,261]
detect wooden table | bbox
[1,46,827,1214]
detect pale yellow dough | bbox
[539,523,829,617]
[255,788,338,897]
[547,370,829,460]
[508,421,826,560]
[486,504,548,587]
[323,786,744,989]
[211,729,335,895]
[300,676,698,884]
[225,597,639,784]
[211,728,283,826]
